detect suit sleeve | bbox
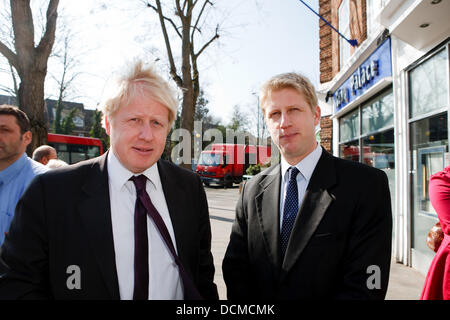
[335,169,392,300]
[0,175,51,299]
[195,175,219,300]
[222,181,253,300]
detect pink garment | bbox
[421,166,450,300]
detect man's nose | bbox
[280,112,290,128]
[139,122,153,140]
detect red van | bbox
[196,144,271,187]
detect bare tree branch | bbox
[0,40,18,68]
[181,0,188,16]
[195,24,219,58]
[192,0,211,36]
[155,0,183,87]
[36,0,59,68]
[147,2,182,39]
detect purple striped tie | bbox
[129,175,202,300]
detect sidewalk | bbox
[205,186,427,300]
[386,259,426,300]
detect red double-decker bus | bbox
[47,133,104,164]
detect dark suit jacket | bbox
[222,150,392,300]
[0,152,218,300]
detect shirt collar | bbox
[281,143,322,183]
[107,151,159,192]
[0,153,29,185]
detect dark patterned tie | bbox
[280,167,300,257]
[129,175,202,300]
[130,175,149,300]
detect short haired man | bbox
[222,72,392,299]
[0,61,218,300]
[0,105,48,245]
[32,145,57,165]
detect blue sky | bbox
[0,0,319,124]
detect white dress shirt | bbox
[107,151,183,300]
[279,143,323,230]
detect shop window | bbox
[361,90,394,134]
[339,0,350,70]
[339,108,359,142]
[409,48,448,119]
[362,129,394,169]
[362,128,396,216]
[339,140,360,162]
[410,113,448,255]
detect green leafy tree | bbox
[60,108,77,135]
[89,109,109,152]
[53,100,63,133]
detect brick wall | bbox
[319,0,333,83]
[320,116,333,153]
[319,0,368,83]
[319,1,368,152]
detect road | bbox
[205,185,238,300]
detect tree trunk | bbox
[179,86,195,170]
[18,71,48,155]
[0,0,59,155]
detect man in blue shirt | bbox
[0,105,48,245]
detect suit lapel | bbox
[280,151,337,281]
[255,164,282,269]
[77,152,120,299]
[157,160,192,272]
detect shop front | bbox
[332,37,396,242]
[407,43,449,273]
[330,37,449,275]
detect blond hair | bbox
[259,72,318,114]
[101,60,178,127]
[46,159,69,169]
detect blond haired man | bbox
[0,60,218,300]
[223,72,392,299]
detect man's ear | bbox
[314,106,321,126]
[104,115,111,136]
[23,131,32,146]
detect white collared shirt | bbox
[279,143,323,230]
[107,151,183,300]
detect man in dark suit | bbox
[222,72,392,300]
[0,60,218,300]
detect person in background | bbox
[222,72,392,299]
[421,165,450,300]
[46,158,69,169]
[0,105,48,246]
[0,60,218,300]
[32,145,57,165]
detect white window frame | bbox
[339,0,350,70]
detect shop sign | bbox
[334,37,392,113]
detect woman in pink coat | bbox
[421,166,450,300]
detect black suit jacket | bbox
[222,150,392,300]
[0,152,218,300]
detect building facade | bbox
[318,0,449,275]
[0,94,95,137]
